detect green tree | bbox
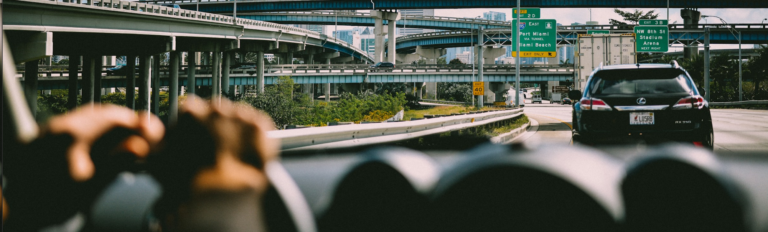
[609,9,659,25]
[437,57,447,65]
[448,58,464,68]
[57,59,70,65]
[437,82,472,102]
[746,45,768,99]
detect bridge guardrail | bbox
[268,108,523,150]
[709,100,768,107]
[19,0,371,61]
[245,11,509,26]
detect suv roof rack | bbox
[670,60,680,69]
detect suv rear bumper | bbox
[576,126,711,144]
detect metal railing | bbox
[268,108,524,150]
[18,64,575,78]
[16,0,371,61]
[709,100,768,107]
[242,11,509,26]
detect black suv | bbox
[571,62,714,149]
[370,62,395,72]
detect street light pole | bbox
[702,15,741,101]
[515,0,520,108]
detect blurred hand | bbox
[3,104,164,228]
[150,97,279,231]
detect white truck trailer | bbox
[575,34,637,90]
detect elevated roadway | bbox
[24,64,575,89]
[394,24,768,53]
[137,0,768,13]
[235,11,508,30]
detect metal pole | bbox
[477,26,484,109]
[667,0,669,22]
[515,0,521,107]
[704,27,710,102]
[738,30,742,101]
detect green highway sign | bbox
[512,8,541,19]
[634,26,669,52]
[588,30,610,34]
[639,19,668,26]
[510,19,557,57]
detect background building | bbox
[483,11,506,21]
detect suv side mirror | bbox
[568,90,582,101]
[698,87,706,97]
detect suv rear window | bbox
[589,69,694,95]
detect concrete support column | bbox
[416,83,423,99]
[83,55,95,104]
[426,82,437,100]
[257,51,265,93]
[374,18,384,63]
[287,52,294,64]
[325,83,331,102]
[187,51,197,95]
[126,55,136,109]
[138,54,150,111]
[24,61,39,117]
[94,56,103,102]
[222,51,231,98]
[308,54,314,64]
[212,46,221,97]
[681,9,702,60]
[152,54,161,115]
[387,22,396,63]
[68,55,80,109]
[169,51,180,124]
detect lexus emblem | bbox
[637,98,647,105]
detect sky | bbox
[326,7,768,50]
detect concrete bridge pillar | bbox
[425,82,437,99]
[372,11,400,63]
[212,46,221,97]
[257,51,265,93]
[187,51,197,95]
[477,46,506,64]
[681,8,701,60]
[152,54,161,115]
[94,55,103,103]
[395,54,421,64]
[138,54,150,111]
[68,55,80,110]
[415,46,446,60]
[222,51,232,99]
[169,51,180,125]
[24,60,39,117]
[83,55,95,104]
[287,52,294,64]
[126,55,136,110]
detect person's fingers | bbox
[136,111,165,148]
[67,143,96,182]
[180,96,210,121]
[117,135,152,159]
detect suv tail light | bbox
[579,98,612,111]
[673,96,705,110]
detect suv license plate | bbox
[630,112,654,125]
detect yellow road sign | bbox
[510,51,558,57]
[473,82,484,96]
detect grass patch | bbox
[485,115,530,137]
[404,106,511,120]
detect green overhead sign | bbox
[639,19,669,26]
[511,8,541,19]
[510,19,557,57]
[587,30,610,34]
[634,26,669,52]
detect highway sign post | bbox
[473,82,484,96]
[588,30,610,34]
[634,26,669,52]
[512,8,540,18]
[510,19,557,57]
